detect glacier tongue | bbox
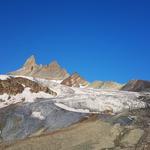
[0,75,146,113]
[35,78,146,113]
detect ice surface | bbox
[35,78,146,113]
[0,75,146,113]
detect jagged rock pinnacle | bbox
[24,55,36,68]
[9,55,69,80]
[48,60,60,68]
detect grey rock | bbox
[120,128,144,147]
[0,100,86,141]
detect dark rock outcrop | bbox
[0,77,56,96]
[9,55,69,80]
[61,72,89,87]
[121,80,150,92]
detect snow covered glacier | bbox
[34,77,145,113]
[0,75,146,114]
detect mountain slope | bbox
[61,72,89,87]
[121,80,150,92]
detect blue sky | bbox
[0,0,150,83]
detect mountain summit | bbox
[23,55,36,68]
[9,55,69,80]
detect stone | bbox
[120,128,144,147]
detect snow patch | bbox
[10,75,36,81]
[50,80,63,83]
[0,75,10,80]
[31,111,45,120]
[0,87,54,108]
[55,103,91,113]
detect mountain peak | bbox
[24,55,36,68]
[48,60,60,68]
[9,55,69,80]
[71,72,80,76]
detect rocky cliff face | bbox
[121,80,150,92]
[9,55,69,80]
[61,72,89,87]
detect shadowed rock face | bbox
[0,100,86,141]
[61,72,89,87]
[0,77,56,96]
[9,55,69,80]
[121,80,150,92]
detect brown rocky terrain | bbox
[61,72,89,87]
[121,80,150,92]
[0,76,56,96]
[9,55,69,80]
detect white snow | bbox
[50,80,63,83]
[55,87,146,113]
[20,88,53,102]
[31,111,45,120]
[55,103,91,113]
[0,87,54,108]
[0,75,10,80]
[10,75,36,81]
[0,75,147,113]
[28,77,147,113]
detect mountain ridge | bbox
[9,55,69,80]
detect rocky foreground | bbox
[0,75,150,150]
[0,108,150,150]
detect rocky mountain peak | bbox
[23,55,36,68]
[121,80,150,92]
[48,60,60,68]
[9,56,69,80]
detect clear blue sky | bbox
[0,0,150,83]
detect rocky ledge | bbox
[0,76,56,96]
